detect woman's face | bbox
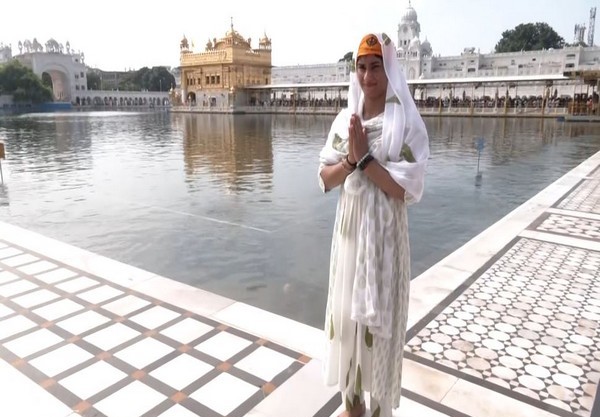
[356,55,388,102]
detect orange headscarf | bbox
[356,34,383,60]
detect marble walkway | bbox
[0,149,599,417]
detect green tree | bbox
[117,66,175,91]
[0,60,53,103]
[339,51,353,62]
[86,70,101,90]
[495,22,565,52]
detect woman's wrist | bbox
[357,152,374,171]
[341,155,356,173]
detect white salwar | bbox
[318,33,430,413]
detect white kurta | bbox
[320,114,411,407]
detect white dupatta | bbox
[319,33,429,338]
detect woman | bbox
[318,33,429,417]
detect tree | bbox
[86,70,101,90]
[495,22,565,52]
[117,66,176,91]
[0,60,53,103]
[339,51,353,62]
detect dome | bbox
[259,31,271,46]
[420,38,432,56]
[402,3,418,22]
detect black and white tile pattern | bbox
[406,237,600,416]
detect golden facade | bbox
[179,23,271,105]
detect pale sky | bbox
[1,0,597,71]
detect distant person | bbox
[318,33,430,417]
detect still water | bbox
[0,111,598,328]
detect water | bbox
[0,111,598,328]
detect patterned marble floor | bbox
[0,152,599,417]
[0,241,309,417]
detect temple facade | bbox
[179,22,272,107]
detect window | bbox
[80,72,84,77]
[216,75,220,84]
[565,63,575,68]
[206,76,210,84]
[566,54,576,59]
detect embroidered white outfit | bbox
[318,33,429,413]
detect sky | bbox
[1,0,597,71]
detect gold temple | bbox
[178,20,271,108]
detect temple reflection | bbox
[180,113,274,193]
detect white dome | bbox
[420,38,432,56]
[402,5,418,22]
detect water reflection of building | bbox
[181,115,273,192]
[179,21,272,108]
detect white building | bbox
[272,1,600,99]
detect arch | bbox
[35,62,72,102]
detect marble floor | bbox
[0,150,599,417]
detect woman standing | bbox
[318,33,429,417]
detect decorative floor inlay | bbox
[556,180,600,214]
[406,237,600,417]
[534,213,600,241]
[0,240,308,417]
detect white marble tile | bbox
[0,304,13,318]
[0,247,23,259]
[76,285,124,304]
[0,279,37,297]
[2,253,38,267]
[128,305,181,329]
[32,299,85,321]
[113,337,173,369]
[29,344,94,377]
[83,323,140,351]
[394,396,453,416]
[247,359,339,417]
[0,315,37,340]
[3,328,63,358]
[213,302,324,360]
[194,331,253,361]
[17,260,57,275]
[521,229,600,251]
[59,361,127,400]
[441,378,557,417]
[55,310,111,335]
[160,317,213,345]
[0,359,72,417]
[157,404,199,417]
[55,276,99,293]
[0,270,19,284]
[190,372,258,415]
[149,354,213,390]
[11,289,60,308]
[35,267,78,284]
[94,380,166,417]
[102,294,151,316]
[401,359,458,402]
[546,207,600,221]
[131,274,235,318]
[235,346,296,382]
